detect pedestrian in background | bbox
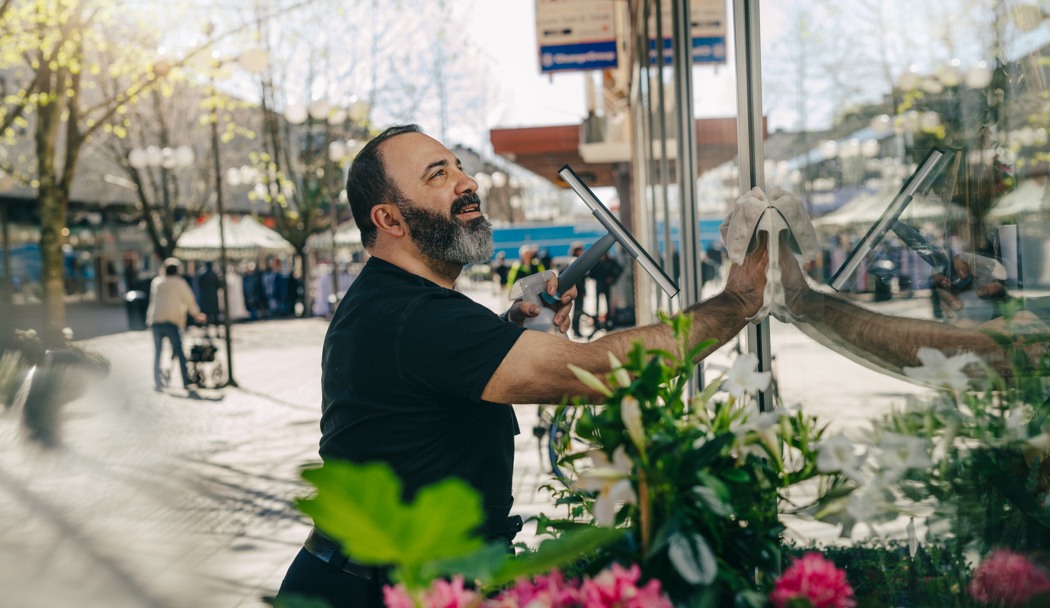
[588,251,623,326]
[146,257,206,394]
[505,244,545,287]
[196,261,222,331]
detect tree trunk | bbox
[37,91,66,346]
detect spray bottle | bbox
[507,233,618,333]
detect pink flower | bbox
[383,576,481,608]
[383,584,415,608]
[577,563,672,608]
[491,569,581,607]
[769,553,856,608]
[969,549,1050,607]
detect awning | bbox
[988,179,1049,219]
[306,221,363,252]
[173,214,294,260]
[813,188,966,229]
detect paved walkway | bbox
[0,283,934,607]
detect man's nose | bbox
[456,169,478,195]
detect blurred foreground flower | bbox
[722,352,771,399]
[969,549,1050,607]
[816,434,866,483]
[383,575,481,608]
[578,563,672,608]
[769,553,856,608]
[490,569,580,607]
[902,347,979,391]
[578,446,636,526]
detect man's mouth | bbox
[452,195,482,218]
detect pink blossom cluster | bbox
[769,553,856,608]
[969,549,1050,607]
[382,563,672,608]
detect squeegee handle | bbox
[541,232,617,305]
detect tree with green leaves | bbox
[0,0,177,341]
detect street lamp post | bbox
[193,23,269,387]
[207,79,239,388]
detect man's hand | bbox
[723,231,768,319]
[933,253,1007,318]
[505,274,577,333]
[194,312,208,324]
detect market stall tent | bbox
[812,188,966,229]
[173,214,294,260]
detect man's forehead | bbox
[381,132,457,177]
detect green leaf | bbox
[491,526,624,585]
[296,460,484,572]
[692,485,733,517]
[668,532,718,585]
[421,541,511,585]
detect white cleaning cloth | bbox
[719,187,819,323]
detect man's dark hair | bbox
[165,264,179,276]
[346,124,423,249]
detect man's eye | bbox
[429,170,445,180]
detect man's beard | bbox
[397,193,494,265]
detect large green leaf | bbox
[668,532,718,586]
[491,526,624,585]
[296,460,485,571]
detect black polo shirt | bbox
[320,257,524,532]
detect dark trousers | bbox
[277,547,384,608]
[151,323,190,389]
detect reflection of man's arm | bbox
[788,285,1008,373]
[779,242,1015,378]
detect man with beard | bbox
[277,125,768,607]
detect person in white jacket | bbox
[146,258,206,392]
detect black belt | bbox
[303,527,388,583]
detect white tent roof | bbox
[306,221,363,252]
[174,214,294,260]
[988,179,1049,219]
[813,188,966,229]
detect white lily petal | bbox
[608,352,632,387]
[568,363,613,397]
[621,396,645,451]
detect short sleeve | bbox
[397,294,524,402]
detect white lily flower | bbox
[621,396,646,452]
[816,434,867,483]
[875,432,932,481]
[722,353,772,399]
[578,445,636,526]
[1006,404,1035,441]
[846,478,895,523]
[61,327,74,341]
[608,352,632,388]
[568,364,613,398]
[902,347,980,392]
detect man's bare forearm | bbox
[587,291,750,366]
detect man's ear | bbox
[371,203,407,239]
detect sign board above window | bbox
[535,0,618,73]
